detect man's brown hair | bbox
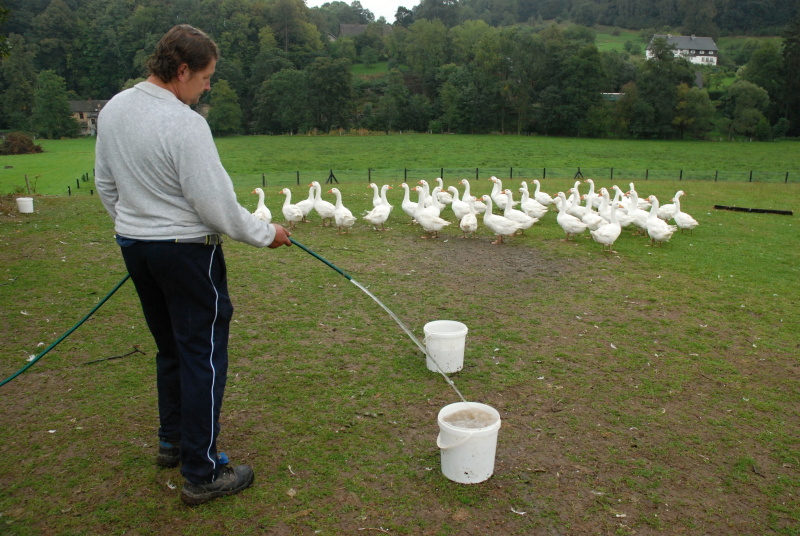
[147,25,220,83]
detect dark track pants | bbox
[121,241,232,484]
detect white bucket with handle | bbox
[437,401,501,484]
[424,320,467,374]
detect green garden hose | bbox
[0,273,131,388]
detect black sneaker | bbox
[157,441,180,468]
[181,464,255,505]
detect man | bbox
[95,24,292,505]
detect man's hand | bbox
[269,224,292,248]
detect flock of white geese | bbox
[252,176,699,253]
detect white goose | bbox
[447,186,472,222]
[279,187,304,229]
[502,189,538,233]
[580,193,608,231]
[459,203,478,239]
[625,189,650,234]
[489,176,515,211]
[311,181,336,227]
[434,177,453,205]
[459,179,486,214]
[645,195,678,246]
[657,190,682,221]
[480,194,521,244]
[584,178,602,208]
[363,184,393,231]
[532,179,554,207]
[672,191,699,233]
[368,182,383,208]
[328,187,357,234]
[629,182,651,209]
[599,187,634,229]
[413,186,450,238]
[399,183,418,224]
[556,191,588,241]
[429,186,448,214]
[417,179,432,207]
[295,184,316,222]
[252,188,272,223]
[565,184,588,218]
[590,203,623,253]
[519,183,548,219]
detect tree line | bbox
[1,0,799,140]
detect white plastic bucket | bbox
[437,402,501,484]
[423,320,467,374]
[16,197,34,214]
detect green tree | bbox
[404,18,449,95]
[0,1,9,57]
[270,0,321,59]
[672,83,716,139]
[254,69,310,134]
[394,6,414,27]
[373,68,409,131]
[679,0,718,38]
[742,41,783,123]
[414,0,460,28]
[614,81,656,138]
[637,37,694,138]
[30,70,79,138]
[780,15,800,136]
[207,79,242,137]
[497,26,544,134]
[720,80,770,139]
[30,0,79,81]
[306,56,353,131]
[0,33,37,130]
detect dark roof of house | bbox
[649,34,718,52]
[69,100,108,114]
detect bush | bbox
[0,132,43,155]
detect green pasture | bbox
[1,135,798,197]
[593,25,647,52]
[1,136,799,534]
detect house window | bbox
[691,50,696,54]
[79,113,84,119]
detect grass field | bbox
[1,135,798,197]
[1,135,799,534]
[593,25,647,52]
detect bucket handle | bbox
[437,431,473,450]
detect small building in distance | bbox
[646,34,718,66]
[69,100,108,136]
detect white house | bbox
[646,34,718,66]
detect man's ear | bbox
[176,63,190,81]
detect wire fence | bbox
[65,166,797,196]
